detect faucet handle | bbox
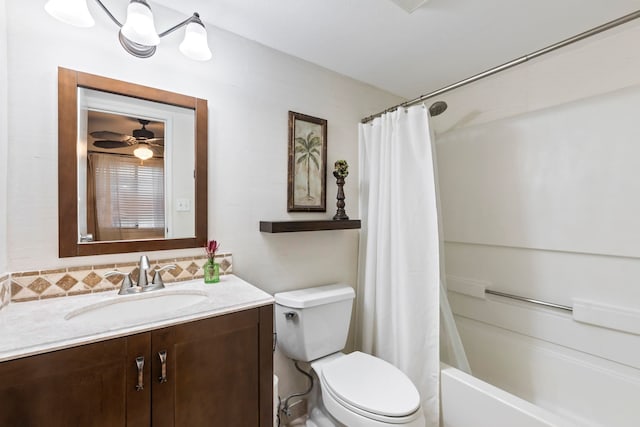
[104,271,135,295]
[151,264,177,289]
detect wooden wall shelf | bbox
[259,220,361,233]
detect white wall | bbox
[434,18,640,426]
[432,19,640,134]
[5,0,401,272]
[4,0,402,398]
[0,0,8,274]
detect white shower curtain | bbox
[357,104,470,426]
[356,104,440,426]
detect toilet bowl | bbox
[274,284,425,427]
[311,352,425,426]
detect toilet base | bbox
[305,368,343,427]
[306,407,343,427]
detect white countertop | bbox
[0,274,274,362]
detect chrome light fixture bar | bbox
[44,0,212,61]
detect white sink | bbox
[65,289,209,323]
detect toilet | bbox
[275,284,426,427]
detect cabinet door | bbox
[151,305,273,427]
[0,334,150,427]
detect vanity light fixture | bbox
[133,143,154,161]
[44,0,212,61]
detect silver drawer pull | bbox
[284,312,297,320]
[135,356,145,391]
[158,350,168,383]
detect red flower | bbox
[205,240,220,260]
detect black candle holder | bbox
[333,160,349,220]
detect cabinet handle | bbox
[135,356,145,391]
[158,350,168,383]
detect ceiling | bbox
[153,0,640,99]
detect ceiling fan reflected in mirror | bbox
[90,117,164,160]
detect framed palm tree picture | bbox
[288,111,327,212]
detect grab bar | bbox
[485,289,573,313]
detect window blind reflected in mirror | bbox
[88,153,165,241]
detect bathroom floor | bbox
[286,416,308,427]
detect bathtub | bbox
[440,364,578,427]
[442,276,640,427]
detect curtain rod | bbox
[361,9,640,124]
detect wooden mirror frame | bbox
[58,67,208,257]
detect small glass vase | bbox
[204,259,220,284]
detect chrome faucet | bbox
[105,255,176,295]
[137,255,151,288]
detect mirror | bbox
[79,90,195,242]
[58,67,208,257]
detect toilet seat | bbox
[318,352,422,424]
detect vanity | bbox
[0,275,274,427]
[0,68,276,425]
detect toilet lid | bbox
[320,351,421,417]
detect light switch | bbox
[176,198,191,212]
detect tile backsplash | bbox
[10,253,233,303]
[0,274,10,309]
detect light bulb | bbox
[134,145,153,161]
[121,0,160,46]
[179,21,212,61]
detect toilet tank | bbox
[274,284,355,362]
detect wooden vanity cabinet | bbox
[0,335,138,427]
[151,305,274,427]
[0,305,273,427]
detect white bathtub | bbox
[440,364,578,427]
[443,278,640,427]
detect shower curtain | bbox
[356,104,468,427]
